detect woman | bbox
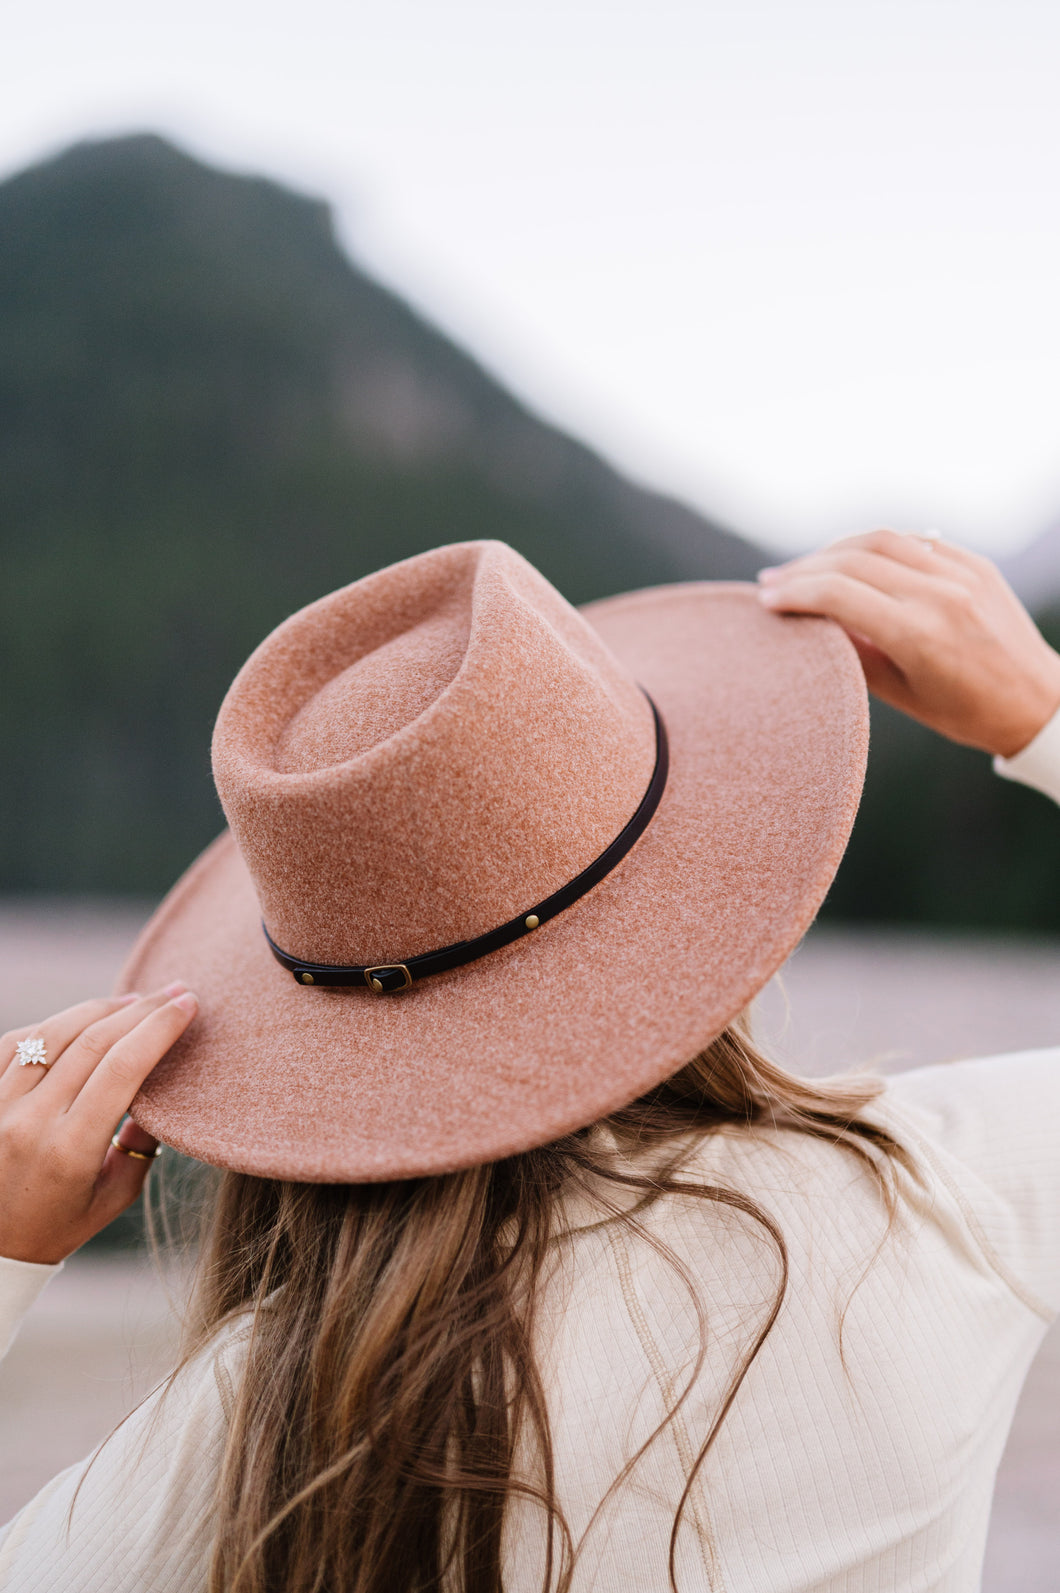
[1,529,1059,1592]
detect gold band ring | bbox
[111,1133,163,1162]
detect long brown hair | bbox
[169,1016,907,1593]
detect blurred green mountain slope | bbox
[0,134,760,892]
[2,133,1058,931]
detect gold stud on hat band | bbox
[264,693,669,994]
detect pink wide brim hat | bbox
[118,540,867,1182]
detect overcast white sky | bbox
[2,0,1059,554]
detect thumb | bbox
[846,632,918,711]
[94,1118,162,1219]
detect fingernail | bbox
[756,567,781,582]
[118,993,140,1005]
[163,980,186,997]
[173,991,198,1013]
[757,587,782,606]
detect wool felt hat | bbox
[118,540,868,1182]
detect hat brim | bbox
[120,584,867,1181]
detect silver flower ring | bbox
[16,1037,50,1068]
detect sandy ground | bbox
[0,901,1057,1589]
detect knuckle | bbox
[945,563,980,594]
[805,570,846,599]
[836,550,878,580]
[76,1018,117,1062]
[964,550,997,583]
[956,542,989,567]
[46,1131,80,1176]
[84,998,118,1020]
[943,584,978,621]
[153,1001,191,1037]
[0,1113,35,1159]
[52,1144,95,1188]
[858,528,901,553]
[915,603,948,637]
[1,1114,69,1175]
[52,1119,99,1169]
[907,613,947,664]
[102,1046,145,1089]
[103,1005,188,1086]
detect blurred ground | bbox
[0,899,154,1033]
[0,902,1057,1588]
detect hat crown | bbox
[212,542,656,965]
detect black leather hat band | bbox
[264,692,669,993]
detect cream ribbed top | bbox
[2,709,1060,1592]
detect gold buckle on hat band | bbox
[364,965,413,993]
[263,692,669,994]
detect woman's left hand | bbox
[0,984,197,1265]
[757,528,1060,757]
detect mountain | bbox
[0,134,764,893]
[4,133,1059,935]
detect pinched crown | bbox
[212,542,656,967]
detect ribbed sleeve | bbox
[0,1257,62,1363]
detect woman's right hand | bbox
[756,528,1060,758]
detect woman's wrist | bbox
[990,652,1060,759]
